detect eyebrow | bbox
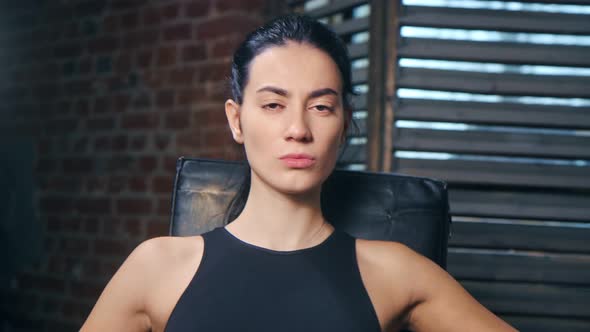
[256,86,339,99]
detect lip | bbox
[279,153,316,169]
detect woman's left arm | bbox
[398,244,519,332]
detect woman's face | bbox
[225,41,348,196]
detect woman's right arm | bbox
[80,238,163,332]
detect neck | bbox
[225,170,333,251]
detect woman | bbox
[81,14,518,332]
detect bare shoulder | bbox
[355,237,420,280]
[354,238,419,330]
[134,235,204,272]
[120,235,204,288]
[140,235,205,331]
[81,235,204,332]
[355,239,518,332]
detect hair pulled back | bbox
[223,13,357,224]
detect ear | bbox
[225,99,244,144]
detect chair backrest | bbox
[169,157,452,268]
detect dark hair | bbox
[223,13,358,224]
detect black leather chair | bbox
[169,157,452,268]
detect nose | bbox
[284,108,312,143]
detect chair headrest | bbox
[169,157,451,268]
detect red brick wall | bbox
[0,1,281,330]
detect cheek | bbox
[241,114,275,157]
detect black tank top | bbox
[164,226,382,332]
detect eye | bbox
[262,103,283,111]
[313,105,334,112]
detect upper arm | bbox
[80,237,166,332]
[399,245,519,332]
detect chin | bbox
[273,177,317,195]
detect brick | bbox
[121,113,159,129]
[53,42,82,58]
[163,23,192,41]
[212,36,242,57]
[81,258,101,276]
[177,87,206,105]
[62,300,93,320]
[161,3,180,20]
[79,57,93,75]
[112,135,128,151]
[124,218,143,235]
[41,297,61,315]
[86,117,114,130]
[147,219,168,236]
[199,62,229,82]
[116,198,152,215]
[59,237,89,254]
[108,175,126,193]
[85,176,107,193]
[154,134,170,151]
[110,0,143,11]
[152,175,173,193]
[139,156,158,172]
[101,260,121,277]
[88,36,119,53]
[130,135,147,151]
[142,6,160,26]
[193,108,227,127]
[102,14,119,34]
[64,22,80,39]
[45,177,82,193]
[75,197,111,215]
[121,11,139,30]
[64,79,91,96]
[114,54,132,73]
[157,198,172,216]
[93,136,110,152]
[20,274,65,293]
[76,0,106,17]
[196,14,260,40]
[93,96,110,114]
[132,92,152,108]
[47,255,65,274]
[73,137,89,153]
[185,0,210,18]
[128,176,147,191]
[70,280,103,300]
[113,94,130,112]
[96,56,112,74]
[156,46,176,66]
[156,89,175,107]
[107,155,134,173]
[63,157,93,173]
[83,217,100,234]
[143,70,166,89]
[36,158,56,173]
[165,110,190,129]
[216,0,266,12]
[136,50,152,68]
[204,127,231,146]
[181,44,206,62]
[107,76,127,92]
[75,99,90,116]
[168,67,196,86]
[176,131,201,149]
[161,155,178,174]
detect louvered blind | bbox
[391,1,590,331]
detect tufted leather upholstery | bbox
[169,157,452,268]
